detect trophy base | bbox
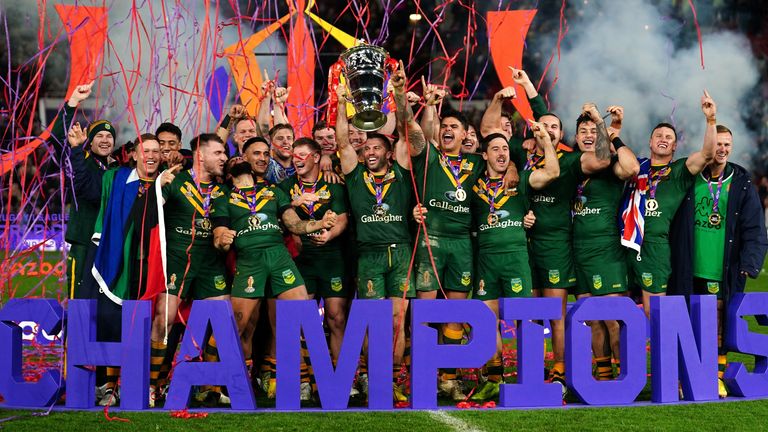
[351,110,387,132]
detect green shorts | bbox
[474,250,533,300]
[574,241,629,296]
[357,244,415,299]
[627,241,671,294]
[297,251,350,298]
[693,277,723,300]
[529,238,579,292]
[233,245,304,298]
[414,235,473,292]
[166,247,229,299]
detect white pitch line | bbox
[427,410,486,432]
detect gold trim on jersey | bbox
[439,155,472,187]
[291,183,331,216]
[179,182,216,215]
[363,170,395,200]
[228,185,272,213]
[525,150,565,171]
[473,178,510,209]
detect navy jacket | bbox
[669,162,767,301]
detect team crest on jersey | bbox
[211,189,224,199]
[331,277,343,292]
[422,270,432,287]
[510,278,523,293]
[399,280,409,292]
[461,272,471,286]
[244,276,255,293]
[262,189,275,200]
[477,279,487,296]
[214,275,226,290]
[592,275,603,290]
[282,269,296,284]
[707,281,720,294]
[548,270,560,284]
[366,280,376,298]
[641,272,653,287]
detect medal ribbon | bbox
[364,170,393,206]
[232,183,270,215]
[188,169,213,218]
[440,152,470,188]
[647,166,670,200]
[706,173,724,213]
[474,177,510,209]
[575,179,590,202]
[298,172,323,219]
[485,176,503,215]
[523,152,544,171]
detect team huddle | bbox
[59,61,767,408]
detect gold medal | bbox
[374,204,387,217]
[573,200,584,213]
[708,213,722,227]
[455,188,467,202]
[487,213,499,226]
[200,217,212,231]
[248,214,261,228]
[645,198,659,212]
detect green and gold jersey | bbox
[411,143,485,238]
[526,150,584,242]
[345,162,412,249]
[643,158,695,242]
[572,164,625,244]
[162,170,226,251]
[692,165,732,280]
[279,173,348,256]
[471,170,531,253]
[211,181,291,252]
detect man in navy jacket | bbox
[670,124,768,398]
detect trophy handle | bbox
[326,60,345,127]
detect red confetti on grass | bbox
[170,409,209,419]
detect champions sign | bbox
[1,294,767,410]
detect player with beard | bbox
[212,137,336,400]
[669,124,768,397]
[279,138,349,376]
[148,134,230,406]
[416,123,558,401]
[624,91,717,319]
[408,76,521,401]
[504,71,613,395]
[570,105,639,382]
[336,59,422,401]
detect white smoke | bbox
[536,0,759,167]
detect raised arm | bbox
[335,84,359,175]
[528,121,560,190]
[480,86,516,138]
[273,86,290,126]
[685,90,717,175]
[392,60,422,167]
[420,76,445,146]
[605,105,640,180]
[68,122,103,203]
[257,73,275,137]
[216,103,246,143]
